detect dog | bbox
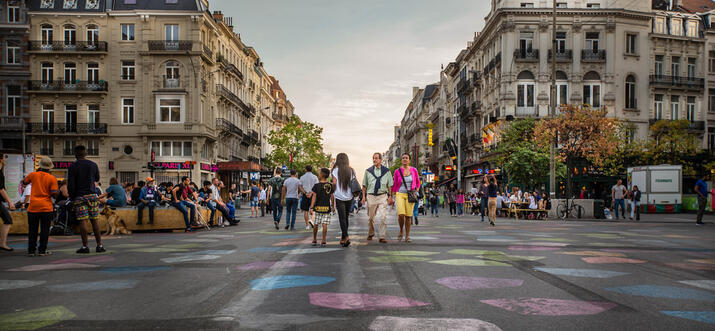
[100,207,131,236]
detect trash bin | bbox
[593,200,605,219]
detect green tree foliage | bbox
[265,116,331,172]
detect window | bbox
[687,96,696,122]
[87,140,99,156]
[86,25,98,45]
[625,75,637,109]
[555,32,566,53]
[516,71,535,113]
[63,62,76,84]
[87,63,99,84]
[555,71,568,107]
[8,1,19,23]
[687,58,696,80]
[5,85,21,117]
[121,60,135,80]
[65,104,77,133]
[201,143,210,159]
[687,21,698,38]
[654,17,666,34]
[710,89,715,112]
[63,24,76,46]
[41,62,53,83]
[41,139,53,155]
[586,3,600,8]
[63,140,76,156]
[122,98,134,124]
[121,24,134,41]
[626,33,637,54]
[709,51,715,73]
[519,32,534,52]
[654,94,664,120]
[672,56,680,76]
[165,61,179,86]
[88,104,99,129]
[159,98,181,122]
[556,2,567,8]
[671,95,680,119]
[42,104,54,132]
[583,71,601,108]
[671,18,682,36]
[655,55,664,77]
[41,24,53,47]
[585,32,599,51]
[152,141,191,157]
[165,24,179,41]
[520,3,534,8]
[6,45,19,64]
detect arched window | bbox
[41,62,54,83]
[165,61,179,87]
[63,24,76,46]
[583,71,601,108]
[86,24,99,46]
[625,75,637,109]
[87,62,99,84]
[64,62,76,84]
[41,24,53,48]
[556,71,568,106]
[516,71,535,115]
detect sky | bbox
[212,0,491,174]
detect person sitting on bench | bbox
[136,177,161,225]
[99,177,126,208]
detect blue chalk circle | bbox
[249,275,335,290]
[606,285,715,301]
[661,311,715,325]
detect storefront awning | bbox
[434,176,456,187]
[217,161,260,172]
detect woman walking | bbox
[447,184,457,217]
[332,153,355,247]
[456,188,465,217]
[487,175,498,226]
[392,153,421,243]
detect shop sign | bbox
[148,161,195,170]
[53,161,73,169]
[473,168,501,175]
[260,171,273,179]
[250,172,260,180]
[200,163,218,172]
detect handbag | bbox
[398,168,418,203]
[350,169,362,198]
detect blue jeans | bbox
[137,201,156,223]
[480,198,488,221]
[614,199,626,219]
[106,199,125,207]
[285,198,298,229]
[457,203,463,216]
[171,201,195,228]
[413,203,419,221]
[226,202,235,219]
[271,198,283,223]
[431,202,439,216]
[205,202,216,223]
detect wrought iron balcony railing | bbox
[581,49,606,62]
[548,49,572,61]
[147,40,193,51]
[0,116,25,130]
[649,75,704,89]
[163,75,180,88]
[514,48,539,61]
[27,122,107,134]
[29,41,108,52]
[29,80,108,92]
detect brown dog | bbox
[100,207,132,235]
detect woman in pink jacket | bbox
[392,153,421,242]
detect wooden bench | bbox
[508,207,548,220]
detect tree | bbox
[534,105,620,198]
[265,115,331,172]
[643,119,699,175]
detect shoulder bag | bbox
[350,169,362,198]
[398,168,418,203]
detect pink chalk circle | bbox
[436,277,524,290]
[368,316,503,331]
[480,298,617,316]
[508,245,561,251]
[7,263,100,272]
[309,292,430,311]
[237,261,307,270]
[581,257,646,264]
[665,263,715,271]
[51,256,115,264]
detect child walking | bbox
[310,168,334,247]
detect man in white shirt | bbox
[281,170,302,230]
[210,178,237,226]
[299,165,319,230]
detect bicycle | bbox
[556,198,584,220]
[50,202,74,236]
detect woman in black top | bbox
[487,175,498,226]
[630,185,641,221]
[0,153,16,251]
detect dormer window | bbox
[671,18,683,36]
[687,20,698,37]
[654,17,666,34]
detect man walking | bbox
[695,174,711,225]
[611,179,628,220]
[267,167,284,229]
[282,170,301,230]
[67,146,104,253]
[299,165,319,230]
[361,152,393,243]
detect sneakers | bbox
[135,221,143,225]
[185,228,195,232]
[27,251,36,257]
[274,221,279,230]
[696,222,705,226]
[415,219,419,225]
[379,239,388,244]
[305,225,311,231]
[96,246,106,253]
[284,225,290,230]
[38,250,52,256]
[76,247,90,254]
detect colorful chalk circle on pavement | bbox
[237,261,307,270]
[0,280,46,291]
[436,276,524,290]
[368,316,503,331]
[534,268,629,278]
[309,292,431,310]
[605,285,715,301]
[661,311,715,325]
[249,275,335,290]
[480,298,617,316]
[0,306,76,331]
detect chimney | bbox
[212,11,223,21]
[224,17,233,30]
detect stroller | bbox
[50,200,74,236]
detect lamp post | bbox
[549,0,557,200]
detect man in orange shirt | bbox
[22,156,58,256]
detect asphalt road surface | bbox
[1,207,714,331]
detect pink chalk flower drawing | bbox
[436,277,524,290]
[481,298,617,316]
[309,292,430,311]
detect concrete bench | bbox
[7,206,212,235]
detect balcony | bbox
[649,75,704,90]
[456,76,470,94]
[163,75,181,88]
[273,112,289,123]
[515,106,538,117]
[245,129,259,144]
[581,49,606,62]
[242,104,257,118]
[457,103,469,118]
[548,49,572,62]
[216,84,244,108]
[27,123,107,135]
[216,118,243,137]
[28,41,108,53]
[217,55,244,81]
[0,116,25,130]
[28,80,108,93]
[514,49,539,62]
[472,72,482,86]
[147,40,193,51]
[201,43,214,62]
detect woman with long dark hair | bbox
[0,153,16,251]
[391,153,421,242]
[331,153,355,247]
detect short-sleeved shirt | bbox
[696,179,708,197]
[268,176,284,200]
[259,189,267,200]
[283,177,301,199]
[250,186,260,199]
[312,182,333,213]
[105,184,127,206]
[332,167,354,201]
[67,159,99,199]
[488,184,498,198]
[300,172,319,195]
[363,166,394,195]
[612,185,627,199]
[23,171,58,213]
[210,185,221,202]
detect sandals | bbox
[397,234,403,242]
[312,240,317,247]
[405,237,412,243]
[320,242,327,248]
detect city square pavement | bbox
[0,207,713,330]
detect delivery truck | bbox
[627,165,682,213]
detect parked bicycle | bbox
[556,197,584,220]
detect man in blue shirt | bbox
[695,174,711,225]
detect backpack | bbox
[270,177,284,199]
